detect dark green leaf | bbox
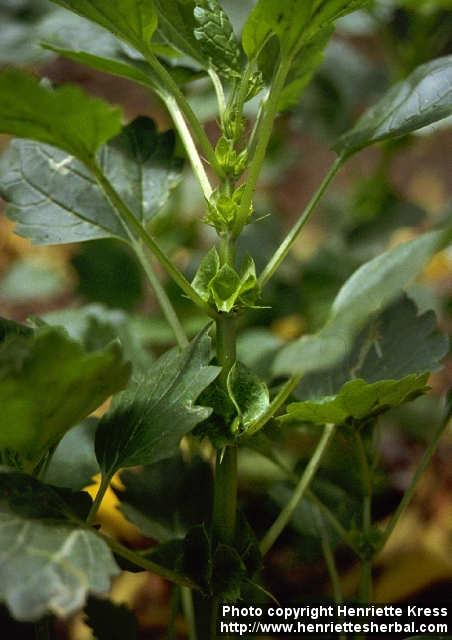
[0,117,182,246]
[227,362,269,430]
[44,419,99,492]
[154,0,206,65]
[335,55,452,155]
[209,256,258,313]
[0,321,131,469]
[0,318,33,342]
[192,247,221,301]
[281,374,430,426]
[297,296,448,400]
[95,331,220,477]
[85,598,138,640]
[49,0,157,52]
[273,227,451,377]
[0,70,122,161]
[0,503,118,621]
[193,0,242,78]
[118,455,212,541]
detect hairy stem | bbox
[259,155,344,287]
[243,375,301,438]
[133,241,188,348]
[233,57,292,236]
[260,423,336,555]
[89,162,218,319]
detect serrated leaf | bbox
[242,0,368,60]
[85,598,138,640]
[49,0,157,52]
[0,320,131,469]
[118,455,212,541]
[0,503,118,621]
[0,117,182,246]
[0,70,122,161]
[282,374,430,426]
[95,332,220,478]
[273,227,451,377]
[44,419,99,492]
[193,0,242,78]
[297,295,449,400]
[335,55,452,155]
[227,362,269,430]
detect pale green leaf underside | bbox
[0,506,119,621]
[0,322,130,466]
[282,374,430,426]
[335,55,452,155]
[273,227,451,377]
[0,70,122,160]
[95,332,220,477]
[0,117,182,246]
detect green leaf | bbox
[154,0,207,65]
[242,0,367,60]
[0,321,131,468]
[85,598,138,640]
[0,70,122,161]
[273,227,451,377]
[95,331,220,478]
[227,362,269,430]
[118,455,212,541]
[282,374,430,426]
[335,55,452,156]
[193,0,242,78]
[0,502,118,621]
[49,0,157,52]
[212,544,246,601]
[297,295,449,400]
[277,27,332,111]
[0,117,182,245]
[44,419,99,492]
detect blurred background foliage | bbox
[0,0,451,638]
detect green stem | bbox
[143,52,222,176]
[133,241,188,348]
[260,423,336,555]
[315,508,343,604]
[243,375,301,438]
[86,474,110,525]
[209,68,226,124]
[212,446,238,545]
[233,57,292,236]
[165,96,213,200]
[166,587,180,640]
[377,402,451,553]
[259,155,344,287]
[181,587,197,640]
[89,162,218,319]
[105,536,198,589]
